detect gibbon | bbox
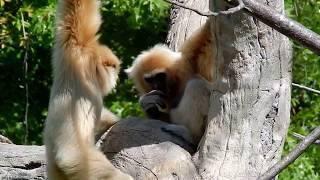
[44,0,133,179]
[126,21,213,143]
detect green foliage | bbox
[0,0,169,145]
[0,0,55,144]
[279,0,320,179]
[0,0,319,178]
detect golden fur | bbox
[126,21,213,142]
[44,0,133,179]
[127,21,213,98]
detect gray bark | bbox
[196,0,292,179]
[0,0,292,179]
[166,0,208,51]
[0,119,197,180]
[228,0,320,55]
[0,144,46,179]
[99,118,199,180]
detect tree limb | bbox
[237,0,320,55]
[164,0,320,55]
[0,135,13,144]
[291,132,320,145]
[292,83,320,95]
[163,0,244,16]
[258,127,320,180]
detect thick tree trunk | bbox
[195,0,292,179]
[0,1,292,179]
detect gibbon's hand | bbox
[139,90,170,121]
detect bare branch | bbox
[165,0,320,55]
[228,0,320,55]
[0,135,13,144]
[163,0,244,16]
[258,127,320,180]
[292,83,320,95]
[21,11,29,144]
[291,132,320,145]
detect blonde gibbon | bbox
[126,21,214,143]
[44,0,133,179]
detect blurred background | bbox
[0,0,319,179]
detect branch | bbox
[165,0,320,55]
[291,132,320,145]
[163,0,244,16]
[237,0,320,55]
[20,11,30,144]
[292,83,320,95]
[0,135,13,144]
[258,127,320,180]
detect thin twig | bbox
[258,127,320,180]
[292,83,320,95]
[291,132,320,145]
[21,11,29,145]
[163,0,244,16]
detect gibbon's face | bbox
[97,46,121,95]
[126,45,181,94]
[143,70,168,94]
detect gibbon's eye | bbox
[144,72,167,92]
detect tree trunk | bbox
[196,0,292,179]
[0,0,292,179]
[166,0,209,51]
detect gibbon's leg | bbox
[95,108,119,141]
[170,77,211,143]
[96,108,119,133]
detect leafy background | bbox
[0,0,319,179]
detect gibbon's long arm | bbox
[44,0,133,179]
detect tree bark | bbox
[166,0,209,51]
[0,0,292,179]
[196,0,292,179]
[0,144,46,179]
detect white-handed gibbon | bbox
[44,0,133,179]
[126,21,214,143]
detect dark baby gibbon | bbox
[44,0,133,179]
[126,21,214,143]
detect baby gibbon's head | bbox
[126,44,181,94]
[96,45,120,95]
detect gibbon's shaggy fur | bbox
[44,0,133,179]
[126,21,213,142]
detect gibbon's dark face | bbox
[144,71,167,94]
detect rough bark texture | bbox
[196,0,292,179]
[166,0,208,51]
[0,0,292,179]
[0,119,197,180]
[100,118,199,180]
[0,144,46,179]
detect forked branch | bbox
[164,0,244,16]
[164,0,320,55]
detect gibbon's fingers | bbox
[139,90,170,121]
[139,90,168,111]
